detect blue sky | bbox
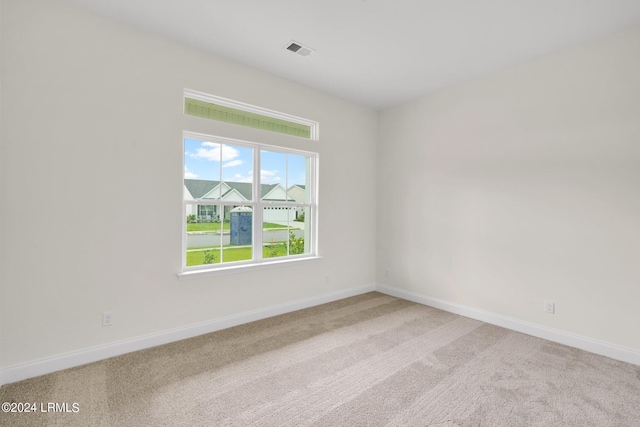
[184,138,307,186]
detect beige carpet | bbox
[1,292,639,426]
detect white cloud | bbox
[184,166,197,179]
[191,142,240,162]
[222,159,243,168]
[260,169,281,184]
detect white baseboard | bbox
[4,282,636,386]
[375,284,640,367]
[0,284,375,386]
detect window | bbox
[184,90,319,140]
[182,133,318,273]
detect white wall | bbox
[3,0,638,383]
[0,1,377,371]
[378,25,640,352]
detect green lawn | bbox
[186,222,291,232]
[186,222,230,232]
[186,244,289,266]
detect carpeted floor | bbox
[1,292,639,426]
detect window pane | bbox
[221,144,253,203]
[260,150,288,202]
[184,138,222,203]
[296,207,311,255]
[287,153,310,203]
[262,206,308,258]
[222,207,253,263]
[186,203,223,267]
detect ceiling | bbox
[67,0,640,110]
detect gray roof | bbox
[184,179,284,201]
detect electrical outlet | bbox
[384,268,390,278]
[544,301,555,314]
[324,275,330,284]
[102,311,113,326]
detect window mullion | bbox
[219,143,224,263]
[254,149,263,262]
[285,154,290,256]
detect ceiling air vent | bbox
[285,41,314,57]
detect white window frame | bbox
[179,131,319,279]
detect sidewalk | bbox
[271,220,305,230]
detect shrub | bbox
[289,231,304,255]
[203,250,216,264]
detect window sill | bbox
[177,255,323,280]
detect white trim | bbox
[0,284,375,386]
[178,255,322,279]
[253,149,263,262]
[375,284,640,367]
[184,131,317,157]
